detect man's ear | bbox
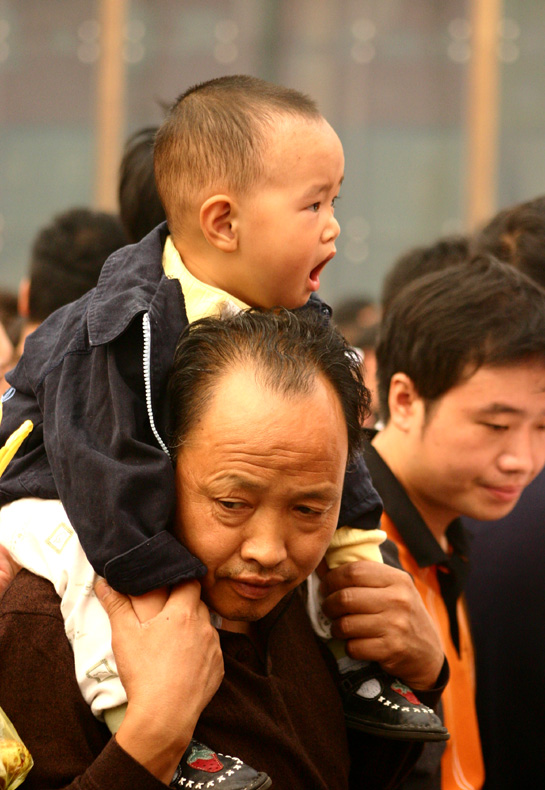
[199,195,238,252]
[387,372,420,431]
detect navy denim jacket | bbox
[0,223,383,594]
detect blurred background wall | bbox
[1,0,544,306]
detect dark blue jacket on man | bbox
[0,223,383,595]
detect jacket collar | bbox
[364,437,470,652]
[87,223,173,346]
[363,437,469,568]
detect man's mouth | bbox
[481,483,524,503]
[228,576,286,600]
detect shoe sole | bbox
[250,774,273,789]
[345,715,450,742]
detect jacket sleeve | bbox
[40,314,205,594]
[1,300,204,595]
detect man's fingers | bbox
[320,558,400,597]
[94,578,139,631]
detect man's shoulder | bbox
[0,569,60,620]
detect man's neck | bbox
[371,428,454,550]
[216,615,252,636]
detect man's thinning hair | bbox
[154,75,321,236]
[167,308,369,463]
[376,255,545,423]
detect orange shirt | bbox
[382,512,485,790]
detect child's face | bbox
[232,117,344,309]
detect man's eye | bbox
[218,500,245,509]
[295,505,320,515]
[482,423,508,432]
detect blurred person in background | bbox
[0,290,21,395]
[16,207,127,356]
[381,235,469,316]
[118,126,166,243]
[333,295,381,346]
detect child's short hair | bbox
[154,75,321,236]
[376,255,545,422]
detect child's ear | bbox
[199,195,239,252]
[388,372,421,432]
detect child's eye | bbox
[308,202,320,212]
[331,195,339,208]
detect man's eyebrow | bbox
[212,474,339,500]
[474,402,545,417]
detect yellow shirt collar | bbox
[162,236,249,323]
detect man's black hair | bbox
[28,208,127,323]
[168,307,369,463]
[471,195,545,289]
[381,234,469,315]
[376,255,545,422]
[118,126,166,243]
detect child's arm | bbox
[0,285,205,596]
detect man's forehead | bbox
[449,359,545,409]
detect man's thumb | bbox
[94,577,130,619]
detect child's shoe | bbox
[171,739,272,789]
[339,662,449,742]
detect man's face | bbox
[399,360,545,532]
[174,365,348,629]
[230,116,344,310]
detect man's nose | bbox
[497,429,542,478]
[239,516,288,569]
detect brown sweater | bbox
[0,571,442,789]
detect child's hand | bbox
[0,544,20,600]
[320,559,444,691]
[95,578,223,783]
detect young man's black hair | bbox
[376,254,545,422]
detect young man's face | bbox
[398,360,545,533]
[231,116,344,310]
[173,364,348,631]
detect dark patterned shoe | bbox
[341,665,449,742]
[170,739,272,788]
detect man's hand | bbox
[320,559,444,690]
[0,544,20,600]
[96,578,224,783]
